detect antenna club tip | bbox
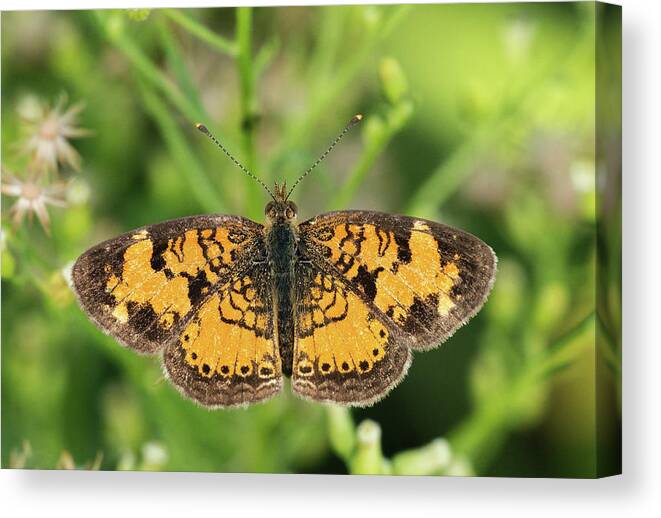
[195,123,209,134]
[350,114,364,125]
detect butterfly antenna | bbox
[286,114,363,200]
[195,123,276,201]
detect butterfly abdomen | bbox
[266,222,298,377]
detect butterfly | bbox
[72,115,497,408]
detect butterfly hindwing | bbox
[163,269,282,407]
[298,210,497,352]
[291,263,411,406]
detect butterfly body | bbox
[264,195,300,377]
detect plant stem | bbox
[405,13,596,217]
[448,311,595,471]
[307,7,343,95]
[93,11,232,211]
[328,100,414,210]
[326,406,356,463]
[162,8,237,56]
[533,312,596,377]
[236,7,263,219]
[254,36,281,81]
[140,83,226,213]
[272,6,411,181]
[157,18,207,119]
[95,12,205,124]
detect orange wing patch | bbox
[105,227,248,328]
[165,274,281,407]
[294,272,389,377]
[310,222,458,327]
[105,236,192,326]
[292,267,410,406]
[179,276,278,381]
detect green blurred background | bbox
[1,2,621,477]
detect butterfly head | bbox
[265,181,298,224]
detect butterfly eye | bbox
[285,202,297,219]
[265,202,277,219]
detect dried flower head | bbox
[56,450,103,470]
[20,95,90,173]
[8,440,32,469]
[1,171,67,234]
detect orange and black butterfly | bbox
[72,115,497,408]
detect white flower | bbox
[66,177,92,205]
[1,172,67,235]
[141,441,168,470]
[503,17,536,63]
[20,95,89,172]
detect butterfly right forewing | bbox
[298,210,497,351]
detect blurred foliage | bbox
[1,3,620,477]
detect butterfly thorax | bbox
[264,187,300,377]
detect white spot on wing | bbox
[413,220,430,231]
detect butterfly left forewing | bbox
[72,214,263,354]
